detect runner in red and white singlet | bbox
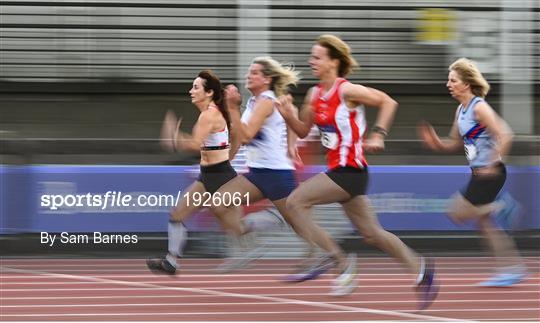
[311,77,367,170]
[276,34,439,307]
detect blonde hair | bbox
[449,58,490,98]
[252,56,300,96]
[316,34,359,77]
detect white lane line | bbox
[7,277,538,284]
[2,266,467,322]
[162,284,539,290]
[4,273,532,278]
[403,308,539,313]
[0,311,450,318]
[2,256,537,262]
[3,263,538,269]
[2,283,539,291]
[1,309,536,319]
[2,268,537,274]
[476,319,540,321]
[2,288,538,295]
[2,299,539,308]
[6,262,532,266]
[2,290,538,300]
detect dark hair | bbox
[197,70,231,133]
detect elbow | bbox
[240,133,252,145]
[241,129,258,144]
[388,97,398,110]
[499,128,514,146]
[228,148,238,160]
[187,140,202,152]
[298,130,310,139]
[292,125,310,139]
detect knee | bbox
[447,195,472,224]
[286,190,306,211]
[285,194,296,211]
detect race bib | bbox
[319,127,339,150]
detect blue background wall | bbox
[1,165,538,234]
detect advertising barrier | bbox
[1,165,538,234]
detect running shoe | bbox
[329,253,358,296]
[282,254,337,282]
[477,265,529,287]
[415,257,439,310]
[146,256,177,275]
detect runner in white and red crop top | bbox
[276,34,438,306]
[147,70,246,276]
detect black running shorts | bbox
[461,162,506,206]
[197,160,237,194]
[325,166,369,198]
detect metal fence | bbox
[2,0,538,84]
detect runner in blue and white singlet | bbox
[457,96,498,168]
[419,57,527,287]
[242,90,295,171]
[213,56,345,278]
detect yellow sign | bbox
[416,8,456,44]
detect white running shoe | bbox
[329,253,358,297]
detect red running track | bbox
[1,257,539,321]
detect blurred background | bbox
[1,0,538,256]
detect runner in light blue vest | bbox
[419,57,528,287]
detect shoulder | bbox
[259,90,276,101]
[472,98,490,109]
[199,108,221,123]
[305,86,317,102]
[339,81,370,100]
[340,81,365,94]
[256,95,274,105]
[254,96,274,112]
[472,99,493,116]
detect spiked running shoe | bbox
[146,256,177,275]
[282,254,337,282]
[415,257,439,310]
[329,253,358,297]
